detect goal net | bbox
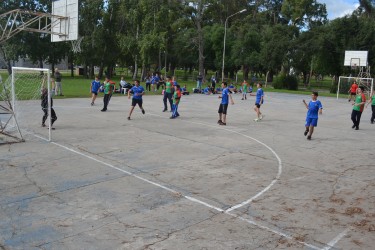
[0,67,53,143]
[337,76,374,99]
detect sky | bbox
[319,0,360,20]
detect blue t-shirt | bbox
[131,85,144,100]
[152,76,160,84]
[307,100,322,118]
[221,87,230,104]
[255,88,264,104]
[91,80,101,92]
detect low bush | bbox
[273,74,298,90]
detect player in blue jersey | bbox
[303,91,323,140]
[90,76,101,106]
[127,80,145,120]
[218,82,234,125]
[250,82,264,121]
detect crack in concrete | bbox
[330,164,375,202]
[1,174,128,207]
[142,212,221,250]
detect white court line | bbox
[27,116,325,249]
[41,139,319,249]
[229,212,321,250]
[321,228,350,250]
[148,113,282,213]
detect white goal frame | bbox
[11,67,52,141]
[337,76,374,99]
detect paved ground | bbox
[1,91,374,250]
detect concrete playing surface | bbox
[1,91,374,249]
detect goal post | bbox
[0,67,53,142]
[337,76,374,99]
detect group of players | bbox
[41,75,375,139]
[88,76,374,140]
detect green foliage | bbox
[273,74,299,90]
[1,0,375,85]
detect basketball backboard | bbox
[51,0,78,42]
[344,51,368,67]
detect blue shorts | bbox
[305,117,318,127]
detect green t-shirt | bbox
[353,94,364,111]
[165,81,172,93]
[372,95,375,105]
[104,82,111,94]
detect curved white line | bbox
[148,113,283,212]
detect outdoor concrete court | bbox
[1,91,374,250]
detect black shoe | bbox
[355,127,359,130]
[220,122,226,126]
[371,121,374,124]
[101,109,107,112]
[304,130,309,136]
[217,120,222,124]
[142,109,145,114]
[127,117,131,120]
[170,116,175,119]
[41,124,46,127]
[307,135,311,140]
[91,102,94,106]
[352,124,356,129]
[162,109,167,112]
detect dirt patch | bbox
[294,234,306,242]
[345,207,364,216]
[353,219,369,228]
[271,215,281,221]
[327,208,336,214]
[283,207,295,213]
[352,239,362,246]
[330,195,345,205]
[369,224,375,232]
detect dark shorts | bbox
[218,104,228,114]
[350,92,356,96]
[132,98,143,107]
[305,117,318,127]
[91,91,98,95]
[255,103,261,108]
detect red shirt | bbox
[350,84,358,94]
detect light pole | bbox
[221,9,247,83]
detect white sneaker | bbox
[254,118,259,122]
[260,114,265,120]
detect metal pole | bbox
[221,9,247,83]
[221,19,228,83]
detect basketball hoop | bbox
[71,36,83,53]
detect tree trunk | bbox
[243,65,250,80]
[196,0,205,80]
[7,60,11,75]
[141,63,146,81]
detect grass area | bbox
[1,70,348,100]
